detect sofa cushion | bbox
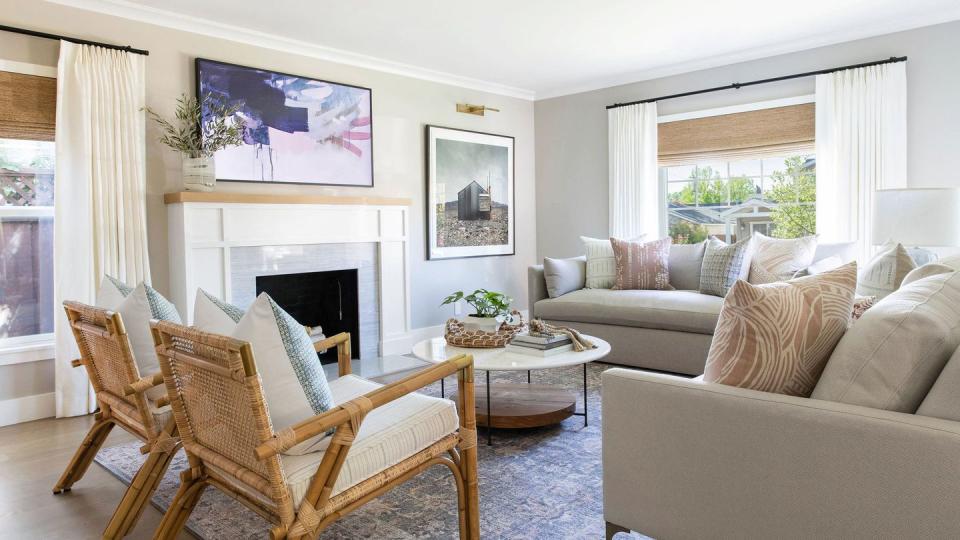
[669,241,705,290]
[812,270,960,412]
[281,374,459,505]
[543,256,586,298]
[704,263,857,397]
[901,263,953,288]
[534,288,724,334]
[916,346,960,421]
[856,242,916,299]
[699,236,754,297]
[611,236,673,291]
[748,232,817,284]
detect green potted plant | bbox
[144,93,245,192]
[441,289,515,332]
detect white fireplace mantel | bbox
[165,192,412,355]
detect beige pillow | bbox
[748,232,818,284]
[704,262,857,397]
[901,263,953,288]
[582,235,645,289]
[812,270,960,412]
[856,242,916,299]
[610,237,674,291]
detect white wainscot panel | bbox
[225,206,380,245]
[188,247,226,322]
[379,240,408,339]
[380,208,406,239]
[187,207,223,243]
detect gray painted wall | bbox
[535,20,960,260]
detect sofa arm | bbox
[602,368,960,539]
[527,264,548,318]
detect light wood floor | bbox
[0,414,192,539]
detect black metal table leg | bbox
[527,370,531,384]
[440,376,445,398]
[486,370,492,445]
[583,362,588,427]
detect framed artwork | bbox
[426,125,515,260]
[196,58,373,186]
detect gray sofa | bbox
[529,242,855,375]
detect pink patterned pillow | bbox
[610,237,674,291]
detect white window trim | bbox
[0,59,57,78]
[657,94,814,124]
[0,333,55,366]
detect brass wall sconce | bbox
[456,103,501,116]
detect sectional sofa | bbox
[528,242,855,375]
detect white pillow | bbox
[857,242,917,299]
[748,232,817,284]
[96,276,182,400]
[193,289,244,335]
[196,291,335,455]
[806,255,844,276]
[581,235,646,289]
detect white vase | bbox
[462,315,502,333]
[182,156,216,192]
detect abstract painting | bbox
[196,58,373,186]
[426,125,515,260]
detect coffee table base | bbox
[451,383,576,429]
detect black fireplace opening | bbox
[256,269,360,364]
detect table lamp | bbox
[873,188,960,264]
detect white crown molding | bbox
[45,0,537,100]
[535,8,960,100]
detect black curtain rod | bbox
[0,24,149,56]
[607,56,906,110]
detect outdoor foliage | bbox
[441,289,513,318]
[668,166,758,205]
[669,218,709,244]
[767,156,816,238]
[143,93,245,158]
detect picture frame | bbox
[425,125,515,260]
[195,58,374,187]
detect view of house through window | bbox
[662,154,815,244]
[0,138,55,343]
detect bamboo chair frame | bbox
[150,322,480,540]
[55,301,182,539]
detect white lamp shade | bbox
[873,188,960,247]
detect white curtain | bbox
[608,102,659,238]
[54,41,150,417]
[815,62,907,263]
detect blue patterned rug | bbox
[95,362,621,539]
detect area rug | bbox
[95,362,618,539]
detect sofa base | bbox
[605,521,629,540]
[542,320,711,376]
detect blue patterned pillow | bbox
[699,237,755,297]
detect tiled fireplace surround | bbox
[165,194,411,358]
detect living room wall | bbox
[534,20,960,260]
[0,0,535,412]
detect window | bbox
[661,154,815,244]
[0,138,54,345]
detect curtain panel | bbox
[815,62,907,264]
[608,102,659,238]
[54,41,151,417]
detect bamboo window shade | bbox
[658,103,814,165]
[0,70,56,141]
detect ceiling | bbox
[52,0,960,99]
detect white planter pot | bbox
[182,156,216,192]
[462,315,502,333]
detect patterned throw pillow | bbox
[704,262,858,397]
[748,232,817,284]
[197,291,336,455]
[610,237,674,291]
[193,288,245,334]
[851,295,876,322]
[582,235,645,289]
[857,242,916,299]
[698,237,754,297]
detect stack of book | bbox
[505,332,573,357]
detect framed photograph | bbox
[426,125,515,260]
[196,58,373,186]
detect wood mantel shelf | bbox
[163,191,412,206]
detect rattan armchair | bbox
[150,321,480,540]
[55,301,181,539]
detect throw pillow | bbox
[668,241,706,290]
[196,291,335,455]
[193,288,244,335]
[748,232,818,284]
[610,237,673,291]
[805,255,844,276]
[698,237,754,297]
[98,278,182,400]
[856,242,916,299]
[582,235,645,289]
[916,346,960,421]
[543,256,586,298]
[901,263,954,288]
[851,295,876,321]
[703,262,857,397]
[811,270,960,412]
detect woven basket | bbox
[444,311,525,348]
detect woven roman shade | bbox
[658,103,814,165]
[0,70,56,141]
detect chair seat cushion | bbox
[534,288,723,334]
[282,375,459,505]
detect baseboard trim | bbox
[0,392,55,427]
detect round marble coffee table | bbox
[412,336,611,445]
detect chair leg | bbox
[103,446,178,539]
[460,445,480,539]
[53,418,115,494]
[152,472,205,540]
